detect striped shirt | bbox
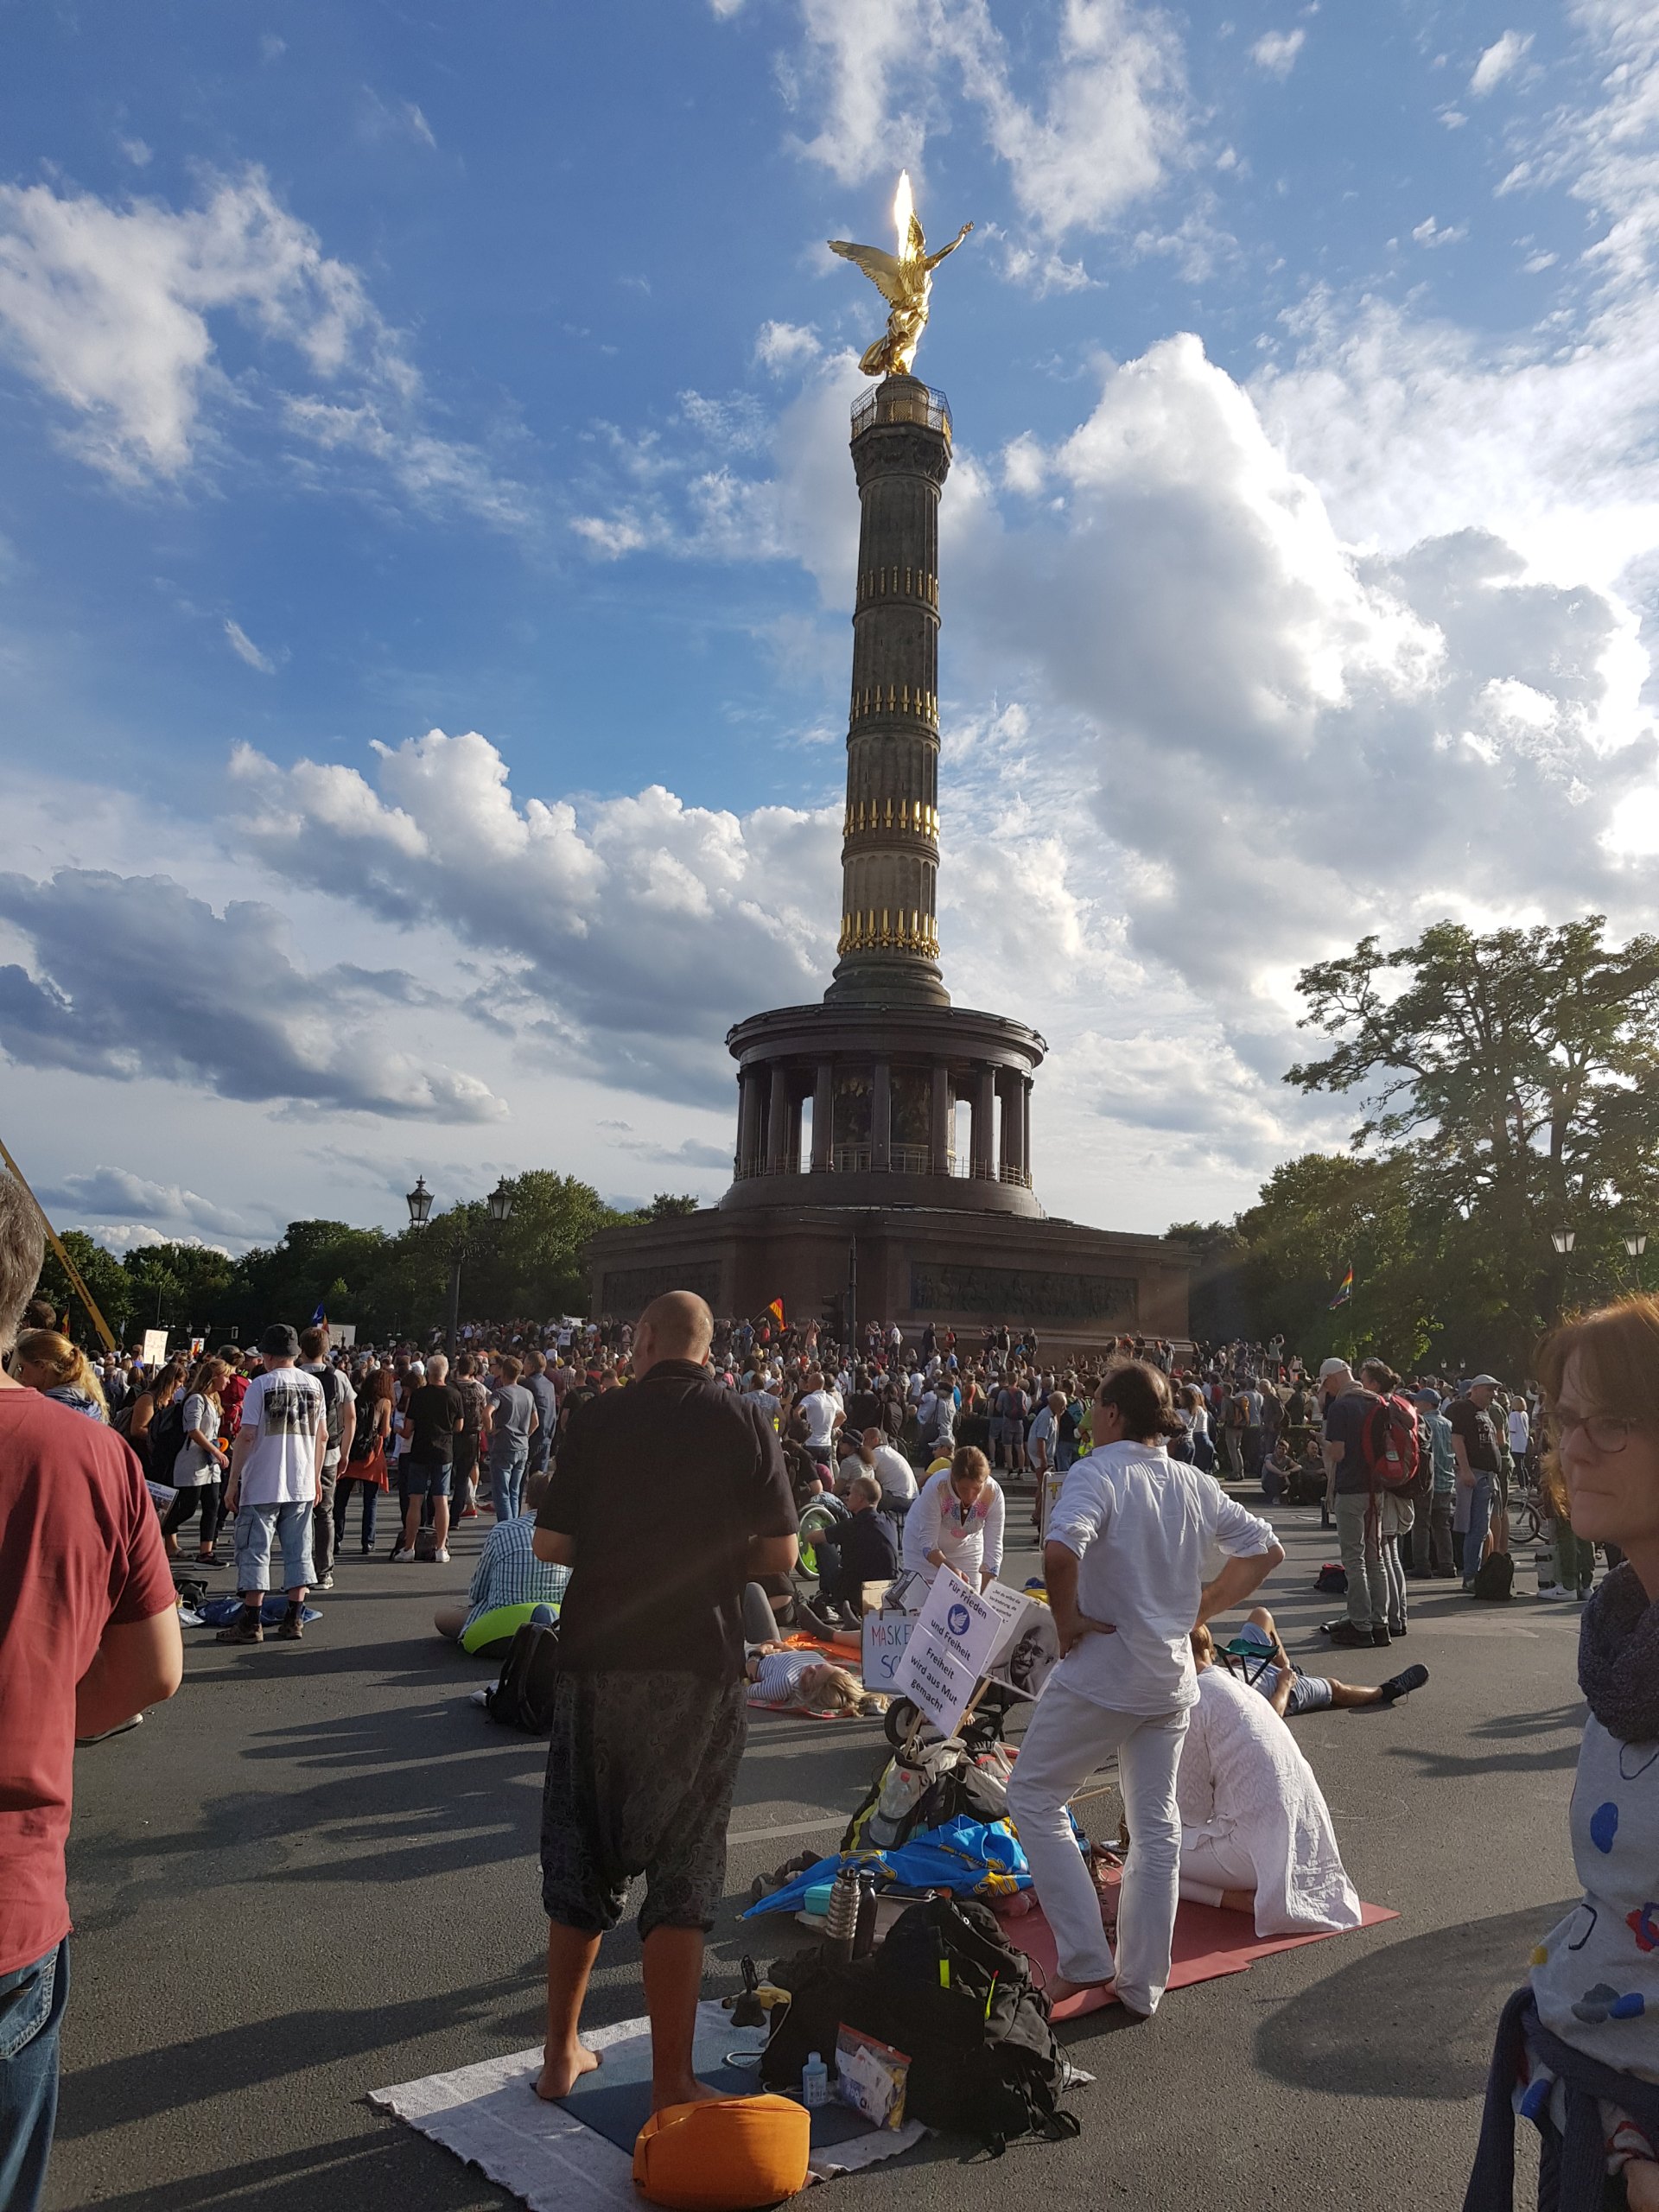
[462,1511,569,1634]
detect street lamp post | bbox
[409,1176,516,1355]
[1625,1230,1647,1291]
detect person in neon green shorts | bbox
[435,1471,568,1655]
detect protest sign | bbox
[894,1567,1016,1735]
[861,1610,914,1692]
[982,1597,1061,1701]
[142,1329,168,1366]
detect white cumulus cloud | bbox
[1470,28,1533,94]
[1249,28,1305,76]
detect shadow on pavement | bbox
[1254,1899,1575,2101]
[48,2126,511,2212]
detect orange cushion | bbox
[632,2094,810,2209]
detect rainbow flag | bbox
[1328,1264,1354,1310]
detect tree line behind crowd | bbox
[34,1179,701,1348]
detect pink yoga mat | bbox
[1001,1879,1398,2020]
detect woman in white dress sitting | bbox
[1177,1624,1363,1936]
[901,1445,1005,1592]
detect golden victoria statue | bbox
[830,171,973,378]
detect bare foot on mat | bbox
[533,2044,601,2100]
[652,2077,727,2113]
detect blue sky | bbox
[3,0,1658,1265]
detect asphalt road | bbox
[50,1496,1580,2212]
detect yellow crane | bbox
[0,1134,118,1353]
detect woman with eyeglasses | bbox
[1465,1294,1659,2212]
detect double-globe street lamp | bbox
[406,1174,515,1354]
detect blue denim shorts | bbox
[233,1499,315,1593]
[404,1457,452,1500]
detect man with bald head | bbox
[531,1291,798,2113]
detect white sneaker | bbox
[435,1547,450,1564]
[391,1544,414,1562]
[1539,1583,1578,1600]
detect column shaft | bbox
[973,1066,995,1176]
[872,1060,892,1173]
[811,1063,834,1173]
[930,1064,950,1173]
[736,1072,760,1173]
[766,1065,789,1173]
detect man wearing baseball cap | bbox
[1446,1376,1503,1592]
[217,1324,327,1646]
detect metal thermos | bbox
[826,1866,860,1962]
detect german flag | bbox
[1328,1264,1354,1311]
[766,1296,786,1327]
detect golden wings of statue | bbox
[829,171,973,378]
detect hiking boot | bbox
[216,1606,264,1644]
[278,1605,304,1641]
[1378,1663,1429,1703]
[1371,1624,1393,1648]
[1324,1621,1374,1649]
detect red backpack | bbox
[1360,1393,1421,1492]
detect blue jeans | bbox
[1462,1473,1497,1586]
[234,1498,315,1594]
[0,1941,68,2212]
[491,1444,528,1522]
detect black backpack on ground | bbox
[1470,1551,1516,1602]
[147,1401,188,1486]
[762,1896,1080,2155]
[484,1620,562,1733]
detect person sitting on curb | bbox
[435,1471,569,1655]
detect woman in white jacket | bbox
[1179,1627,1362,1935]
[901,1446,1005,1591]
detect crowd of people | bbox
[2,1221,1656,2210]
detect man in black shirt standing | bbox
[531,1292,798,2113]
[393,1353,463,1565]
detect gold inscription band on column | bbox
[856,569,940,607]
[842,800,940,837]
[849,686,939,727]
[836,910,941,957]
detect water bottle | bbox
[825,1865,860,1962]
[852,1870,879,1960]
[801,2051,830,2108]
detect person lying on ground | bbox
[1178,1626,1363,1936]
[744,1643,885,1715]
[435,1471,569,1653]
[1224,1609,1428,1716]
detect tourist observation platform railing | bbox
[731,1146,1032,1189]
[850,382,951,446]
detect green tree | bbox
[122,1242,235,1335]
[639,1192,701,1220]
[34,1230,134,1344]
[1287,915,1659,1364]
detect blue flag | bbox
[310,1301,327,1326]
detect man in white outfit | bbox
[1006,1362,1282,2016]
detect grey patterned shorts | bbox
[540,1669,747,1939]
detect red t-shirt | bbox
[0,1389,175,1974]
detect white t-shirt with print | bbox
[237,1367,324,1505]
